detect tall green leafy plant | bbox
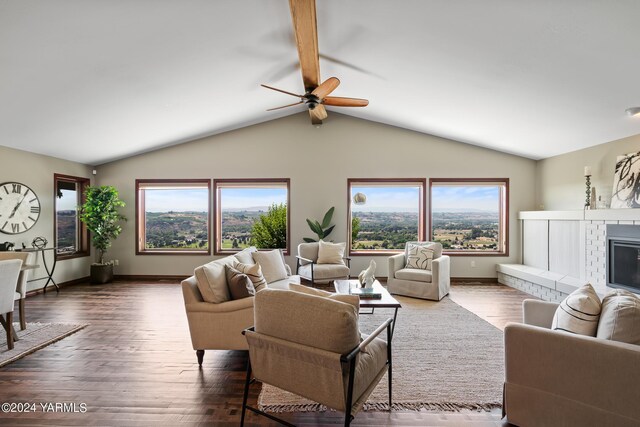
[79,186,127,264]
[304,207,335,243]
[250,203,287,249]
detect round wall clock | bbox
[0,182,41,234]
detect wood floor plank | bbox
[0,281,529,426]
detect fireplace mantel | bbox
[519,209,640,221]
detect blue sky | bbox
[145,189,209,212]
[432,186,500,212]
[351,186,420,212]
[57,189,78,211]
[220,188,287,210]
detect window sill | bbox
[349,250,404,257]
[136,250,211,256]
[215,249,290,256]
[442,250,508,257]
[56,252,90,261]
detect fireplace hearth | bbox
[607,224,640,293]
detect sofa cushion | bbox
[234,246,257,264]
[406,244,435,270]
[253,249,289,283]
[226,267,255,300]
[268,274,301,290]
[254,288,360,354]
[289,283,360,311]
[551,283,601,336]
[395,267,433,283]
[317,240,346,265]
[596,289,640,345]
[234,261,268,292]
[194,255,237,303]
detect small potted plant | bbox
[79,185,126,284]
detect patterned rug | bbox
[258,296,504,413]
[0,322,87,368]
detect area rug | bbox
[258,296,504,413]
[0,322,87,368]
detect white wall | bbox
[0,146,94,291]
[96,112,536,278]
[536,133,640,210]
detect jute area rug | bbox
[259,296,504,413]
[0,322,87,368]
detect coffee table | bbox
[333,279,401,338]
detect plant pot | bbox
[90,263,113,284]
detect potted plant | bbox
[303,207,335,242]
[79,185,126,284]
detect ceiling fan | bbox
[261,0,369,125]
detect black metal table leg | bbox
[42,250,59,293]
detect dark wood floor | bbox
[0,280,532,426]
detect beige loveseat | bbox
[181,248,300,365]
[504,299,640,427]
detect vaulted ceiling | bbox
[1,1,639,165]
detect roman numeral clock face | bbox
[0,182,41,234]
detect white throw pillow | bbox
[252,249,289,284]
[317,240,346,264]
[234,261,268,292]
[406,245,435,270]
[596,289,640,345]
[551,283,601,336]
[234,246,257,264]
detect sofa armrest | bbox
[431,255,450,287]
[504,323,640,422]
[285,263,292,276]
[388,253,405,278]
[523,299,558,328]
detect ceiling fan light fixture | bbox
[625,107,640,117]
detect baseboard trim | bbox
[26,276,90,297]
[451,277,498,283]
[113,275,188,282]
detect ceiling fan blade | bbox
[323,96,369,107]
[261,84,304,98]
[289,0,320,92]
[309,104,327,124]
[311,77,340,100]
[267,101,304,111]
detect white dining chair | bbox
[0,259,22,350]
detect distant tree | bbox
[250,203,287,249]
[351,217,361,243]
[232,238,239,248]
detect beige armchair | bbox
[241,288,393,427]
[296,242,351,284]
[504,299,640,427]
[0,252,31,330]
[0,259,22,350]
[387,241,450,301]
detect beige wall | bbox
[536,134,640,210]
[0,146,94,291]
[97,112,536,278]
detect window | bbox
[348,179,426,255]
[136,180,211,255]
[429,178,509,256]
[54,174,90,259]
[214,179,290,255]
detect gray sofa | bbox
[504,299,640,427]
[181,248,300,365]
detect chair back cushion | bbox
[0,252,31,297]
[405,241,442,261]
[254,288,360,354]
[0,259,22,313]
[297,242,319,264]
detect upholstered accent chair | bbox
[0,259,23,350]
[387,241,450,301]
[241,288,393,427]
[296,242,351,284]
[0,252,31,330]
[504,299,640,427]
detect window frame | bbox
[428,178,509,257]
[54,173,90,260]
[135,179,212,256]
[347,178,427,256]
[214,178,291,256]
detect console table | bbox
[17,247,59,292]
